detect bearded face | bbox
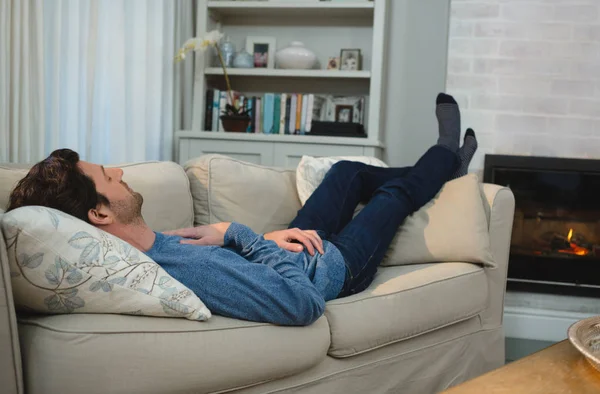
[109,188,144,225]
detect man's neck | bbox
[104,220,156,252]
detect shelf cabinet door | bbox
[179,138,274,166]
[272,143,366,169]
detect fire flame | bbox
[567,228,573,243]
[559,228,589,256]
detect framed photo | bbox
[246,36,276,68]
[327,57,340,70]
[313,95,366,124]
[335,105,354,123]
[316,95,365,124]
[339,49,361,71]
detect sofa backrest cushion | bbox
[1,206,211,321]
[184,155,301,233]
[0,161,194,232]
[0,165,28,215]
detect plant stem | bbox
[214,43,236,110]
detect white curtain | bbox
[174,0,196,132]
[1,0,179,164]
[0,0,46,163]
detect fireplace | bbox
[484,155,600,297]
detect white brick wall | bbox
[447,0,600,173]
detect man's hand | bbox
[264,228,324,256]
[164,222,231,246]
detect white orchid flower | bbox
[174,30,237,113]
[183,37,199,50]
[205,30,224,46]
[175,30,224,62]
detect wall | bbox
[382,1,452,166]
[447,0,600,173]
[447,0,600,359]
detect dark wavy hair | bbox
[7,149,109,223]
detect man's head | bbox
[8,149,144,227]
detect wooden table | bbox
[443,340,600,394]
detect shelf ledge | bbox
[207,1,375,19]
[205,68,371,79]
[176,130,384,148]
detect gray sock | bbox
[435,93,460,153]
[452,128,478,179]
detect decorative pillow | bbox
[381,174,495,267]
[1,206,211,321]
[296,155,388,205]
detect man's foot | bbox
[435,93,461,153]
[451,128,478,179]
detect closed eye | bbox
[101,165,110,182]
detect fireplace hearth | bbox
[484,155,600,297]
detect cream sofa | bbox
[0,154,515,394]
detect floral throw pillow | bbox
[295,155,388,205]
[1,206,211,321]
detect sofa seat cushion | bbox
[325,263,488,358]
[18,313,331,394]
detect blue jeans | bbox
[289,145,459,297]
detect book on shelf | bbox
[300,94,309,135]
[289,94,297,135]
[246,98,253,133]
[211,89,220,132]
[218,91,227,132]
[204,89,214,131]
[295,94,302,134]
[203,89,366,135]
[305,94,314,133]
[263,93,275,134]
[284,95,292,134]
[279,93,287,135]
[255,97,262,134]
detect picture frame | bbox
[246,36,276,69]
[316,95,365,124]
[339,48,361,71]
[327,56,340,70]
[335,105,354,123]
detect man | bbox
[7,93,477,326]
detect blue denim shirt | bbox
[146,223,345,326]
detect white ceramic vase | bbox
[275,41,317,70]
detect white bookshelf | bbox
[176,0,389,167]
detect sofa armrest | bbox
[0,216,24,394]
[479,184,515,329]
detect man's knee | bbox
[329,160,366,177]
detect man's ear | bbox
[88,204,113,226]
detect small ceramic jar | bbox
[275,42,317,70]
[233,50,254,68]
